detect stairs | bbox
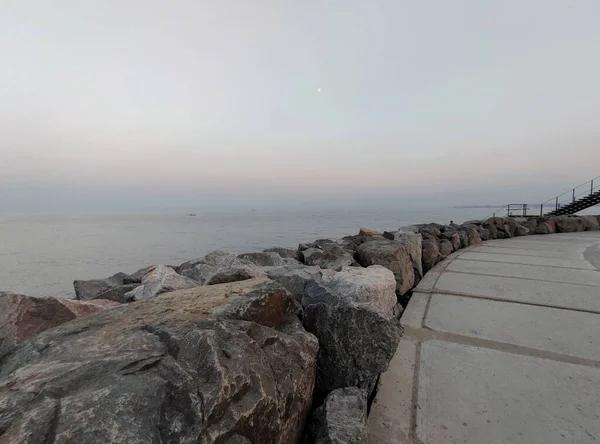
[546,190,600,216]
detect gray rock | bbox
[238,251,285,267]
[123,265,156,284]
[181,254,267,286]
[125,265,198,301]
[419,224,442,239]
[74,272,128,300]
[515,224,530,236]
[265,264,330,302]
[302,266,397,316]
[477,227,491,241]
[264,246,303,261]
[518,218,539,234]
[302,266,401,392]
[302,244,356,271]
[381,230,423,280]
[309,387,368,444]
[393,303,404,319]
[457,230,470,248]
[439,239,453,258]
[0,279,318,444]
[555,216,585,233]
[422,238,441,273]
[463,227,482,245]
[442,231,461,251]
[181,263,215,283]
[94,283,140,303]
[582,215,600,231]
[483,220,499,239]
[356,238,418,296]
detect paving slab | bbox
[434,271,600,311]
[458,251,595,269]
[425,294,600,361]
[446,259,600,286]
[473,245,583,259]
[417,341,600,444]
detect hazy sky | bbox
[1,1,600,213]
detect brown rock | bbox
[439,239,453,258]
[582,215,600,231]
[0,292,119,357]
[422,238,441,273]
[359,228,383,237]
[554,216,585,233]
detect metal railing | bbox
[539,175,600,215]
[486,175,600,219]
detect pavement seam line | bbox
[416,288,600,315]
[437,269,600,287]
[403,327,600,369]
[453,256,596,271]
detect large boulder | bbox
[309,387,368,444]
[381,231,423,280]
[0,279,318,444]
[182,253,267,285]
[422,238,441,273]
[358,228,383,237]
[441,231,461,251]
[457,230,470,248]
[73,272,129,300]
[125,265,198,301]
[536,217,557,234]
[265,264,333,303]
[238,251,285,267]
[477,226,491,241]
[518,218,539,234]
[439,239,453,258]
[582,215,600,231]
[555,216,585,233]
[302,266,401,393]
[515,224,530,236]
[418,224,441,240]
[463,227,482,245]
[264,247,303,261]
[302,243,356,271]
[483,219,499,239]
[0,292,119,357]
[356,238,418,296]
[92,283,141,303]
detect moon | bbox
[317,87,322,93]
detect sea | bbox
[0,206,595,298]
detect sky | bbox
[1,0,600,213]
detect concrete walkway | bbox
[368,232,600,444]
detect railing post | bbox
[540,203,543,216]
[555,196,558,210]
[572,188,575,203]
[592,180,594,195]
[523,204,527,217]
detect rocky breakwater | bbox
[0,213,598,443]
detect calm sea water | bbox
[0,206,516,297]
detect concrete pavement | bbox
[368,232,600,444]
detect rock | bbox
[381,231,423,280]
[93,283,141,303]
[123,265,156,284]
[59,298,121,317]
[442,231,461,251]
[477,227,491,241]
[74,272,129,300]
[265,264,331,303]
[504,218,518,237]
[0,279,318,444]
[463,227,481,245]
[264,246,303,261]
[515,224,530,236]
[309,387,368,444]
[0,292,119,357]
[419,224,442,239]
[302,244,356,271]
[555,216,585,233]
[356,238,417,296]
[483,220,499,239]
[178,250,235,274]
[439,239,453,258]
[302,266,397,316]
[181,253,267,286]
[393,303,404,319]
[519,218,539,234]
[582,215,600,231]
[302,266,401,392]
[125,265,198,301]
[358,228,383,237]
[422,238,441,273]
[536,218,557,234]
[238,251,285,267]
[457,230,470,248]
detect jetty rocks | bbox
[0,213,598,443]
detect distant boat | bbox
[188,213,197,216]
